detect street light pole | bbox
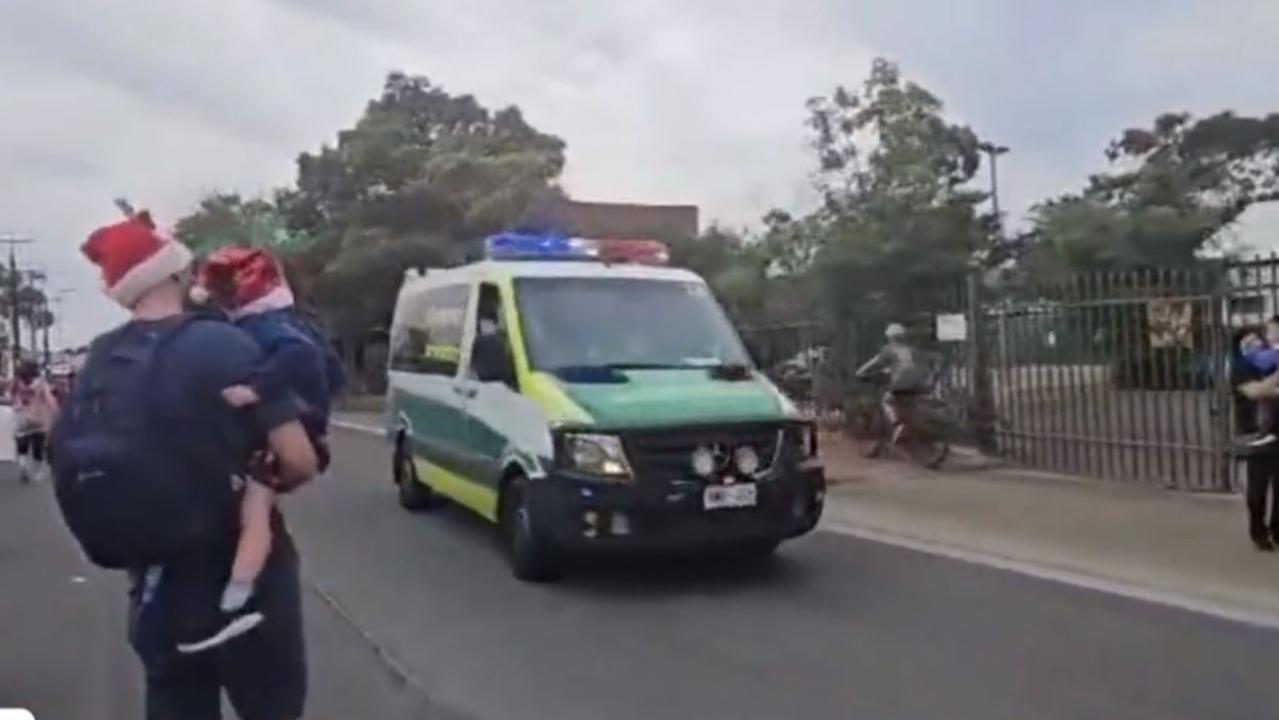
[974,142,1010,454]
[49,288,74,362]
[977,142,1010,234]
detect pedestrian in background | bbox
[12,359,58,483]
[1232,324,1279,551]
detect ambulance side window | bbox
[470,283,517,389]
[391,284,470,377]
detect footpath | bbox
[341,409,1279,626]
[819,436,1279,626]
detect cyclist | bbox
[855,323,933,442]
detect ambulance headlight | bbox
[562,433,633,481]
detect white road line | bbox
[822,519,1279,631]
[332,420,383,438]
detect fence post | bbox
[966,271,997,453]
[1211,263,1234,491]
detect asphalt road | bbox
[0,464,454,720]
[291,430,1279,720]
[5,429,1279,719]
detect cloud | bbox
[1,0,1277,343]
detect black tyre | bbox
[501,475,562,582]
[394,444,437,512]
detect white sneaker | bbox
[1246,434,1277,448]
[176,612,264,654]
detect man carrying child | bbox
[54,212,320,719]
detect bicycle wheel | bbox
[901,429,949,469]
[896,396,949,469]
[843,397,886,458]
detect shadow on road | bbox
[421,496,817,598]
[565,551,812,598]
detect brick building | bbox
[526,196,699,240]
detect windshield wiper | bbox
[707,362,753,381]
[546,365,630,383]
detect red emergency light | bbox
[595,239,670,266]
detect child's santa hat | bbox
[82,213,194,308]
[194,246,294,319]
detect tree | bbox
[760,210,822,278]
[174,193,310,257]
[800,59,998,322]
[174,72,567,383]
[1028,111,1279,276]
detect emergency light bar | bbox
[483,230,670,266]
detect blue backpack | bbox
[50,316,238,569]
[290,309,346,399]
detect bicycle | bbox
[843,376,952,469]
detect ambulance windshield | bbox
[516,277,751,373]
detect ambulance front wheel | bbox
[501,474,562,583]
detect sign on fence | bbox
[1147,299,1194,349]
[935,313,967,342]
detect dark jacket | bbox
[237,309,340,434]
[1232,333,1272,434]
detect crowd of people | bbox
[33,209,342,720]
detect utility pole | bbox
[41,296,50,367]
[0,236,34,376]
[21,268,47,367]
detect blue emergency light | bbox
[484,230,599,261]
[477,229,670,265]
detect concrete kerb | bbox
[332,419,384,438]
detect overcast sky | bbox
[1,0,1277,344]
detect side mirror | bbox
[473,333,517,389]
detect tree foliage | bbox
[176,72,566,353]
[168,59,1279,378]
[800,59,998,320]
[1028,111,1279,277]
[174,193,306,257]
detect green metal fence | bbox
[743,260,1279,491]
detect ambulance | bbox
[386,231,825,581]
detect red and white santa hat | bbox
[82,212,194,308]
[194,246,294,319]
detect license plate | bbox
[703,483,758,510]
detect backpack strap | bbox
[141,315,249,476]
